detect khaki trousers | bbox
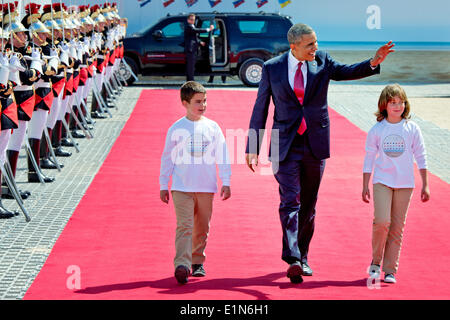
[372,183,413,274]
[172,191,214,269]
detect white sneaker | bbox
[368,264,381,279]
[384,273,397,284]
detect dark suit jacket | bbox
[184,23,209,54]
[246,50,380,162]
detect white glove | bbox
[0,53,9,66]
[50,48,59,58]
[59,42,69,53]
[31,48,41,60]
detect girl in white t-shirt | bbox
[362,84,430,284]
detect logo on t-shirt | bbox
[382,134,405,158]
[186,133,211,158]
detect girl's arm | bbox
[420,169,430,202]
[412,124,429,202]
[362,127,378,203]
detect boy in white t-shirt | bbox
[159,81,231,284]
[362,84,430,284]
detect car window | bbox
[237,20,268,34]
[198,19,219,37]
[161,21,184,38]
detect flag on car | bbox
[138,0,152,8]
[256,0,268,8]
[278,0,291,7]
[163,0,175,7]
[185,0,198,7]
[209,0,221,8]
[233,0,245,8]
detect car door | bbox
[142,18,186,68]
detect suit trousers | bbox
[372,183,413,274]
[172,191,214,269]
[185,52,196,81]
[273,133,326,265]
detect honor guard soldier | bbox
[0,13,20,217]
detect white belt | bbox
[97,55,104,59]
[15,85,33,91]
[80,65,88,68]
[34,82,51,89]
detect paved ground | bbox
[0,80,448,300]
[0,87,142,300]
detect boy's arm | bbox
[215,125,231,200]
[160,190,170,204]
[159,128,176,203]
[220,186,231,201]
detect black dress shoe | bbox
[0,204,18,218]
[2,185,31,199]
[0,211,15,219]
[91,111,107,119]
[40,158,58,169]
[2,188,30,200]
[54,146,72,157]
[287,262,303,284]
[302,262,313,276]
[61,138,77,147]
[71,130,86,139]
[28,172,55,183]
[174,265,190,284]
[83,124,94,130]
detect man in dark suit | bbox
[245,23,394,284]
[184,14,214,81]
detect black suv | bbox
[121,12,293,86]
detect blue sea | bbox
[318,41,450,51]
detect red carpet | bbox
[24,89,450,300]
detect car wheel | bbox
[239,58,264,87]
[120,57,138,85]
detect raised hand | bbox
[370,41,395,67]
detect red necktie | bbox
[294,62,307,135]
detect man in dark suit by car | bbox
[245,23,395,284]
[184,14,214,81]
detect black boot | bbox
[55,119,76,149]
[103,85,114,108]
[40,128,62,169]
[1,150,31,199]
[82,101,95,124]
[27,138,55,183]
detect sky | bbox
[18,0,450,42]
[115,0,450,42]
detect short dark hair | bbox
[180,81,206,103]
[187,13,196,20]
[287,23,314,44]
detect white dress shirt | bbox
[288,50,308,91]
